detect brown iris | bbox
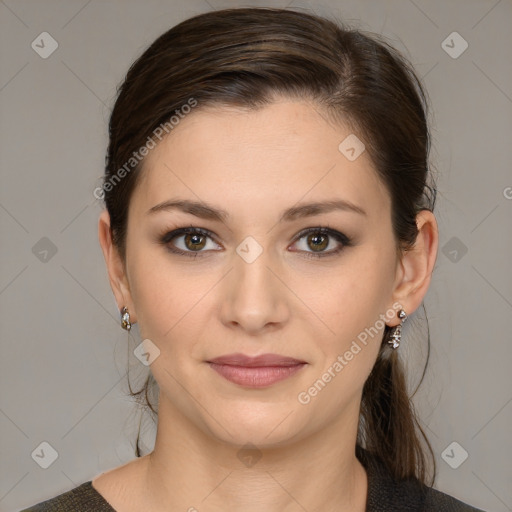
[184,233,207,251]
[308,232,328,252]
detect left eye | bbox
[290,227,350,258]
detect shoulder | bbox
[377,472,486,512]
[19,481,115,512]
[20,456,150,511]
[356,445,486,512]
[422,485,486,512]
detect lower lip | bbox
[208,362,306,388]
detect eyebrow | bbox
[146,198,367,222]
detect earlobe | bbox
[98,210,136,323]
[389,210,439,322]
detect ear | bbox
[389,210,439,325]
[98,209,137,324]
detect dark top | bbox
[20,446,485,511]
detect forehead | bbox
[132,99,390,221]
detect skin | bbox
[96,98,438,512]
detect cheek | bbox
[303,244,395,352]
[127,247,184,339]
[296,250,394,416]
[128,247,218,353]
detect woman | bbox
[22,7,485,512]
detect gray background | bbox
[1,0,511,511]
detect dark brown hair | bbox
[102,7,437,486]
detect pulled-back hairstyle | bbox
[102,7,437,486]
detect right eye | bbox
[159,227,221,258]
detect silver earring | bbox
[388,309,407,349]
[120,306,131,331]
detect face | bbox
[118,99,403,447]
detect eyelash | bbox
[159,225,352,260]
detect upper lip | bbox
[207,353,306,367]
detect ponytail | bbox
[357,322,436,486]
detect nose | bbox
[219,246,289,335]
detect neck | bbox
[140,396,368,512]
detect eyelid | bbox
[160,226,222,249]
[291,225,349,245]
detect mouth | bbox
[206,353,307,388]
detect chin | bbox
[200,401,308,448]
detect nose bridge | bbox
[221,237,288,332]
